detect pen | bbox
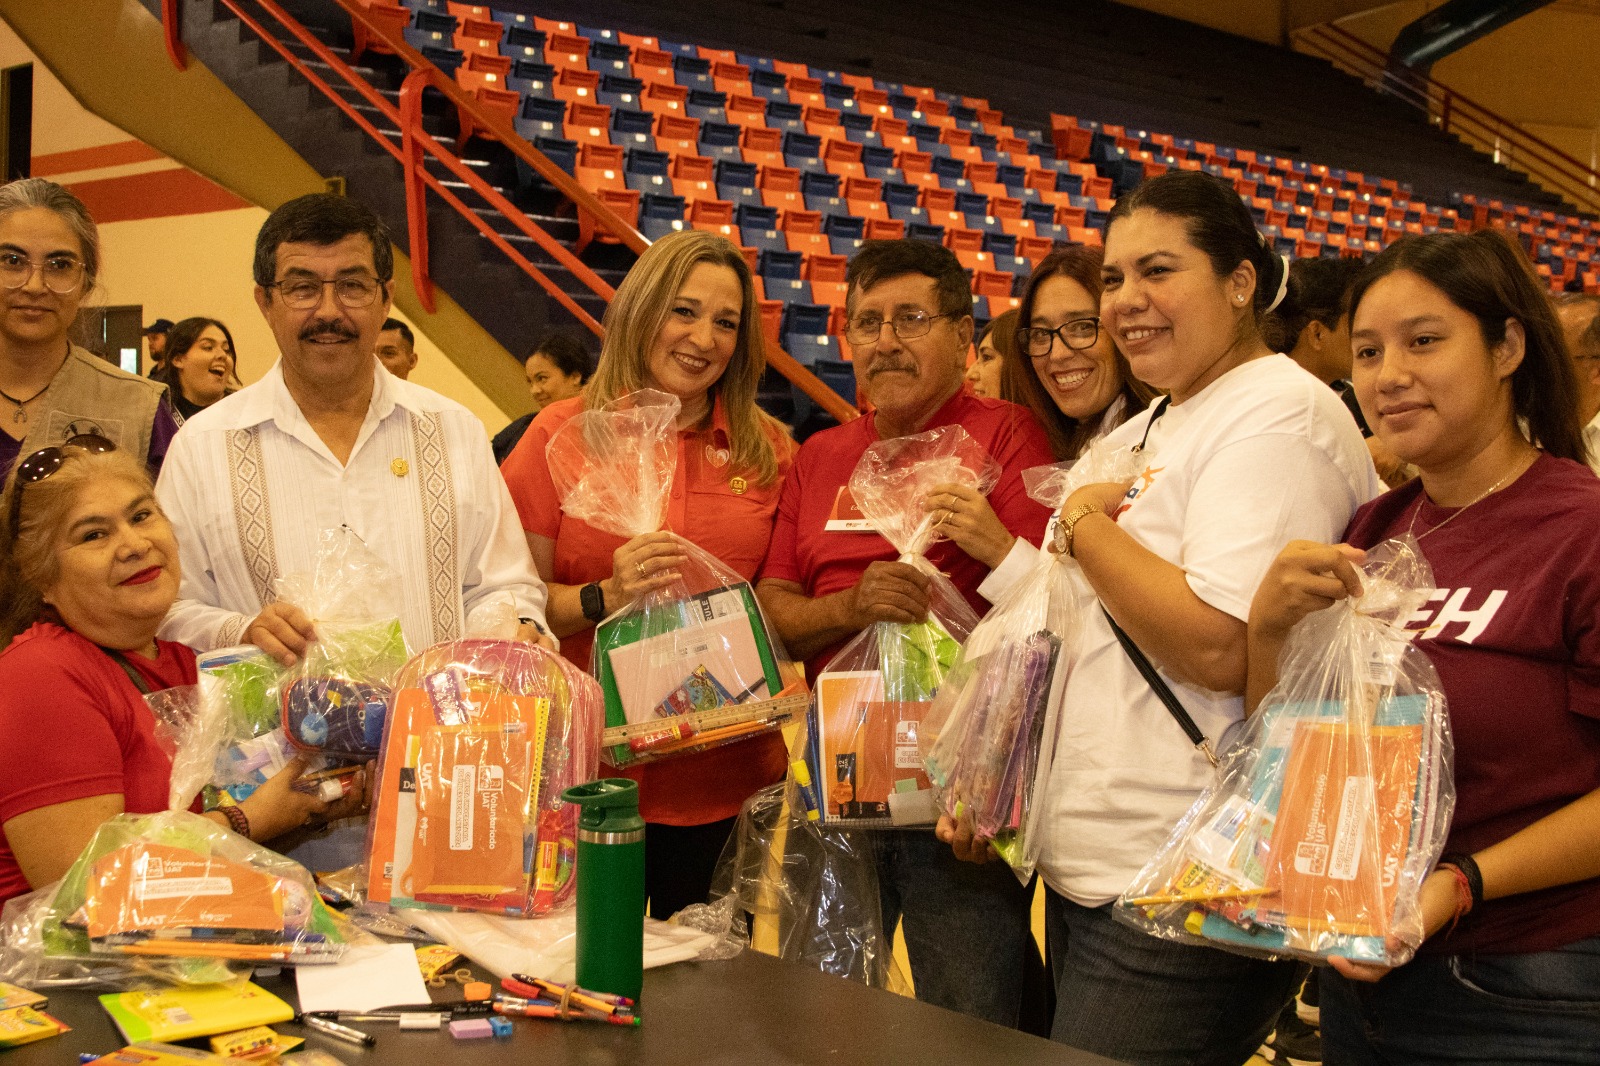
[298,1012,377,1047]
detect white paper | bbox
[295,942,430,1013]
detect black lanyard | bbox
[1132,396,1172,455]
[102,647,155,696]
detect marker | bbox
[299,1012,377,1047]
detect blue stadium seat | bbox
[736,204,780,230]
[765,278,815,304]
[829,235,864,257]
[824,213,866,240]
[784,333,843,367]
[741,227,788,252]
[759,249,805,281]
[783,303,831,337]
[533,136,578,175]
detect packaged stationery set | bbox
[16,810,357,985]
[545,389,803,766]
[918,449,1140,880]
[154,530,410,815]
[1117,538,1454,965]
[366,640,604,917]
[800,426,993,828]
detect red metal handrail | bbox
[325,0,857,424]
[161,0,187,70]
[1295,21,1600,216]
[223,0,610,334]
[159,0,858,423]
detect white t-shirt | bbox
[1035,354,1381,906]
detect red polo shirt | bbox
[502,395,796,825]
[761,390,1054,677]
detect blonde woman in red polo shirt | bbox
[501,230,795,918]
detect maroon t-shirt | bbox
[0,622,198,906]
[1344,453,1600,955]
[761,390,1054,677]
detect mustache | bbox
[299,320,359,342]
[867,357,917,377]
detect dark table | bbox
[10,949,1126,1065]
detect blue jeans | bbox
[1045,889,1305,1066]
[1322,936,1600,1064]
[868,829,1032,1027]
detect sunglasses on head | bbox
[8,433,117,532]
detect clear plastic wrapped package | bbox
[919,444,1144,881]
[1116,538,1455,966]
[194,646,294,806]
[366,640,604,917]
[800,426,994,829]
[0,811,359,986]
[274,529,411,764]
[688,777,908,991]
[545,388,804,767]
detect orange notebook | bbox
[1264,722,1423,942]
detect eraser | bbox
[449,1018,493,1040]
[400,1012,444,1030]
[463,981,492,1001]
[488,1016,513,1038]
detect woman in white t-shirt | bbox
[945,171,1381,1065]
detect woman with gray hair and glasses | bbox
[0,178,175,483]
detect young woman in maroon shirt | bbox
[1248,228,1600,1064]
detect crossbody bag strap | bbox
[1101,607,1218,768]
[102,647,155,697]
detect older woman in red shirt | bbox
[502,230,795,918]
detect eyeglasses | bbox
[0,251,86,294]
[266,275,386,310]
[845,310,959,348]
[1016,317,1101,358]
[8,433,116,534]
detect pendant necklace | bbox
[0,381,48,423]
[1405,456,1533,541]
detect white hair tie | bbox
[1265,253,1291,314]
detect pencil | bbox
[1124,886,1276,907]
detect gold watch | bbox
[1054,503,1103,558]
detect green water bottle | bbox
[562,778,645,1001]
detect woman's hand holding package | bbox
[923,483,1014,569]
[234,754,371,841]
[603,531,689,609]
[1328,866,1460,984]
[845,560,931,627]
[935,810,997,865]
[246,601,317,667]
[1248,541,1367,639]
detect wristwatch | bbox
[580,581,606,623]
[1054,503,1103,558]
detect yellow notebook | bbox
[98,982,293,1043]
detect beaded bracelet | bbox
[218,802,251,840]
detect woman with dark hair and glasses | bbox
[936,172,1381,1064]
[0,438,366,906]
[919,246,1154,585]
[0,178,175,482]
[1249,228,1600,1064]
[149,317,239,424]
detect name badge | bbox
[823,485,874,532]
